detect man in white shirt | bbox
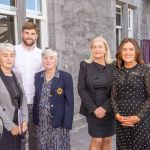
[14,21,43,150]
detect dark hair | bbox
[116,38,144,68]
[22,21,38,33]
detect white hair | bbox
[41,48,58,58]
[85,36,113,64]
[0,43,15,53]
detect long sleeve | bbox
[0,106,16,131]
[78,61,97,114]
[63,73,74,130]
[102,97,112,113]
[111,71,119,115]
[137,67,150,119]
[17,73,29,123]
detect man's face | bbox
[22,29,38,46]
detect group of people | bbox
[0,21,149,150]
[78,36,150,150]
[0,21,74,150]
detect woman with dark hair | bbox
[111,38,150,150]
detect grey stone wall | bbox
[140,0,150,40]
[46,0,150,128]
[52,0,117,127]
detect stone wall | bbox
[47,0,150,128]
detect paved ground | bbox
[70,125,116,150]
[24,125,116,150]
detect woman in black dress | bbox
[78,36,115,150]
[111,38,150,150]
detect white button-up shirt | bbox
[14,44,43,104]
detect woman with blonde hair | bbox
[78,36,115,150]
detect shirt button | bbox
[51,105,53,107]
[3,108,6,111]
[50,94,52,97]
[51,115,53,118]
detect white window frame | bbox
[26,0,48,49]
[0,2,18,44]
[128,8,133,38]
[116,4,122,47]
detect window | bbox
[116,5,122,49]
[0,0,15,6]
[0,15,15,43]
[26,0,47,49]
[116,4,134,48]
[128,8,133,38]
[26,0,42,15]
[0,0,17,44]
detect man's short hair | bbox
[22,21,38,33]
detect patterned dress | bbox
[38,70,70,150]
[111,64,150,150]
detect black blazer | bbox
[78,61,114,116]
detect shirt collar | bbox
[41,68,60,79]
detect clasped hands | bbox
[94,107,106,118]
[115,113,140,127]
[10,121,28,136]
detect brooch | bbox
[57,88,63,95]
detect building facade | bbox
[0,0,150,128]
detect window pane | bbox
[116,13,121,26]
[116,28,121,49]
[26,0,35,10]
[26,0,42,12]
[128,11,131,28]
[116,7,121,13]
[0,14,15,44]
[0,0,15,6]
[37,0,42,12]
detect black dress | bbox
[111,64,150,150]
[78,61,115,138]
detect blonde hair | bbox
[85,36,113,64]
[41,48,58,58]
[0,43,15,53]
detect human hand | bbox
[10,126,20,136]
[21,121,28,133]
[115,113,133,126]
[121,116,140,127]
[94,107,106,118]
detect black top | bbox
[111,64,150,149]
[5,75,20,108]
[111,64,150,119]
[78,61,114,115]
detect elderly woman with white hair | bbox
[33,48,74,150]
[0,43,28,150]
[78,36,116,150]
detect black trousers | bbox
[0,128,23,150]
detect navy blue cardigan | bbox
[33,70,74,130]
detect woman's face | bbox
[121,42,136,64]
[0,50,15,70]
[91,40,106,60]
[42,54,57,70]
